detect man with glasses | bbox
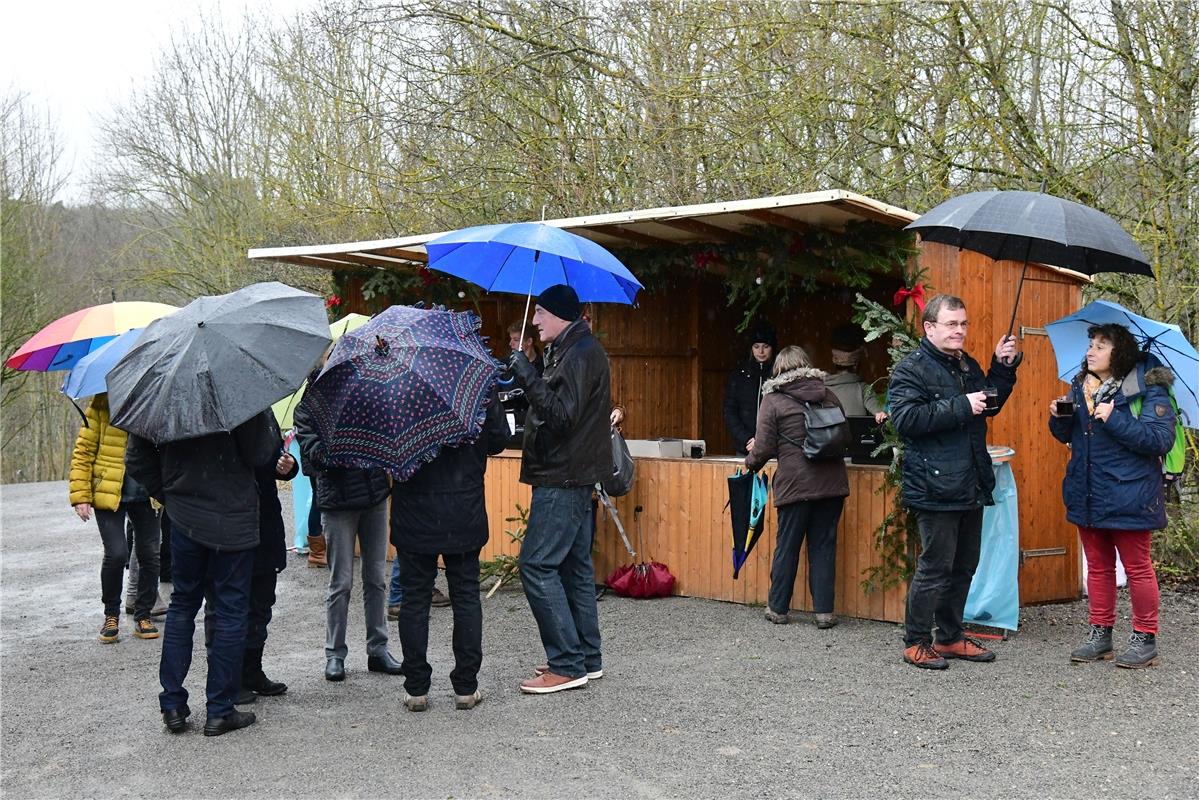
[888,294,1021,670]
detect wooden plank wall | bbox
[480,454,908,622]
[917,242,1083,603]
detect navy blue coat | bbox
[1049,363,1175,531]
[889,337,1019,512]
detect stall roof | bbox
[247,189,920,271]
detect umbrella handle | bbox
[1003,239,1034,364]
[518,257,539,350]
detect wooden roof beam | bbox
[372,246,428,263]
[583,224,674,248]
[739,209,811,235]
[655,218,741,243]
[275,254,359,271]
[831,198,909,228]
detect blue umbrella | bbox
[61,327,145,400]
[1045,299,1198,427]
[426,221,642,308]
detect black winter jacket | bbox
[390,388,509,555]
[125,410,278,552]
[510,319,613,487]
[254,415,298,574]
[293,397,391,512]
[888,337,1019,512]
[724,358,774,455]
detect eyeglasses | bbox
[929,321,969,330]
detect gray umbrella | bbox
[107,282,332,444]
[905,189,1152,349]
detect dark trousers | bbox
[397,549,483,696]
[205,569,277,653]
[159,526,252,718]
[95,502,159,618]
[768,497,844,615]
[518,486,602,679]
[158,508,172,583]
[307,476,323,538]
[903,508,984,647]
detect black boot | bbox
[1070,624,1114,662]
[1115,631,1159,669]
[242,647,288,696]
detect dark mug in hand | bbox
[1055,399,1075,416]
[982,386,999,411]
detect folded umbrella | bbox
[1045,299,1198,427]
[728,468,769,579]
[106,282,330,444]
[6,301,177,372]
[301,304,502,481]
[605,502,675,599]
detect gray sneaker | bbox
[1070,624,1114,662]
[1115,631,1159,669]
[764,609,789,625]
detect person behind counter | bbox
[745,346,849,629]
[723,321,777,456]
[826,324,887,424]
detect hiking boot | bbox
[430,588,451,607]
[903,641,948,670]
[387,604,401,621]
[242,647,287,696]
[519,672,588,694]
[535,664,603,680]
[133,619,160,640]
[815,613,838,629]
[203,710,256,737]
[933,636,995,662]
[307,534,328,568]
[764,608,789,625]
[404,693,428,712]
[99,615,120,643]
[455,690,482,710]
[1115,631,1159,669]
[1070,624,1114,662]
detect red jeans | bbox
[1078,526,1159,634]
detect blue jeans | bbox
[159,525,252,718]
[389,556,403,606]
[518,486,601,679]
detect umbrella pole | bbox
[517,253,539,349]
[1003,239,1035,365]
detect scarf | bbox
[1082,373,1119,415]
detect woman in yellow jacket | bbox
[69,393,161,643]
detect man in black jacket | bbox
[507,284,613,694]
[888,294,1020,670]
[125,409,278,736]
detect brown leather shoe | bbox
[519,671,588,694]
[535,663,603,680]
[934,636,996,662]
[430,588,451,607]
[307,534,328,568]
[903,641,949,670]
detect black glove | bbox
[507,351,536,386]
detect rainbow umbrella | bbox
[5,301,177,373]
[272,313,370,429]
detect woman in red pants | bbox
[1049,323,1177,668]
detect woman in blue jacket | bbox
[1049,323,1176,669]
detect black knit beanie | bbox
[537,284,581,322]
[750,320,777,350]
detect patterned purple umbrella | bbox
[302,305,502,481]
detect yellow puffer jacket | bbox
[68,394,130,512]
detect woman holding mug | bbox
[1049,323,1176,668]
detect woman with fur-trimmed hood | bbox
[745,346,849,629]
[1049,323,1177,669]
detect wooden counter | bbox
[482,452,908,622]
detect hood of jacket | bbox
[763,367,829,403]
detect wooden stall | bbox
[250,190,1088,619]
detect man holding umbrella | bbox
[506,284,613,694]
[888,293,1021,670]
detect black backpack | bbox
[779,397,851,460]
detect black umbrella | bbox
[905,189,1152,348]
[107,282,331,444]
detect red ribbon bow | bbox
[893,283,926,313]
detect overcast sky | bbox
[1,0,320,203]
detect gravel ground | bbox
[2,480,1197,799]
